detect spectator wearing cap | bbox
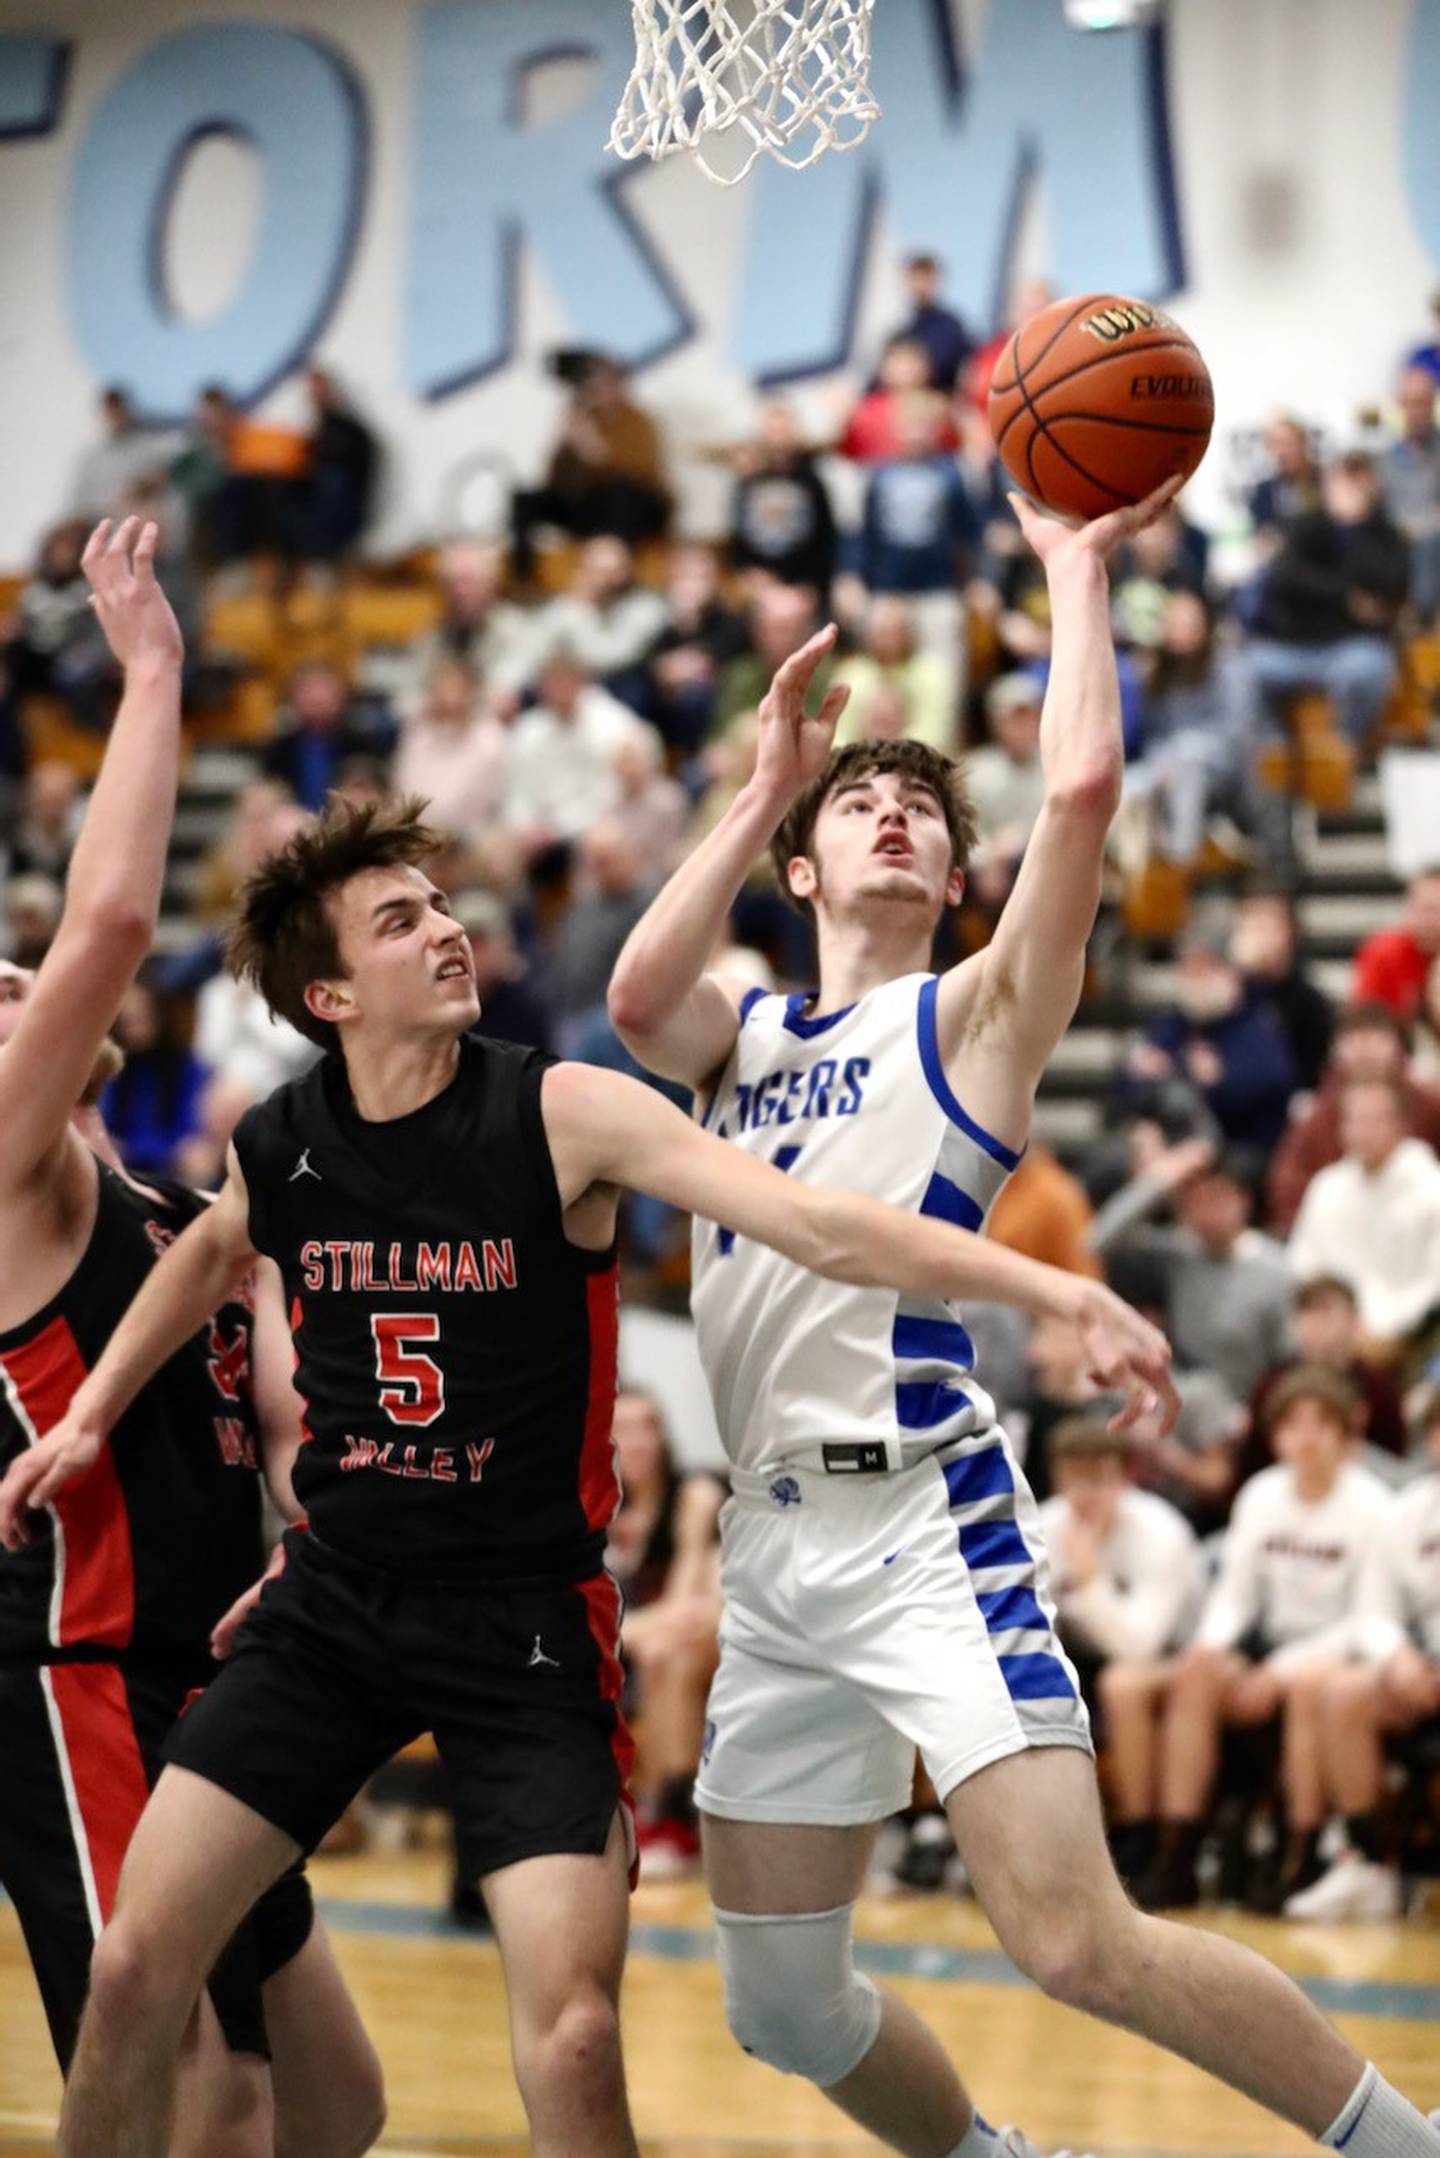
[1114,915,1300,1155]
[729,405,839,598]
[456,891,554,1054]
[1288,1074,1440,1351]
[1248,452,1410,745]
[1351,865,1440,1020]
[1267,1001,1440,1233]
[831,596,958,752]
[1381,365,1440,624]
[885,252,974,392]
[504,649,660,851]
[1228,887,1333,1093]
[392,658,509,836]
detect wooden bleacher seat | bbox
[203,590,283,671]
[19,693,107,781]
[1122,858,1191,940]
[1257,734,1354,811]
[342,584,444,648]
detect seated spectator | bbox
[296,365,379,562]
[6,761,82,884]
[69,386,173,523]
[511,351,671,581]
[1110,501,1209,651]
[1288,1397,1440,1921]
[965,670,1045,874]
[1245,1276,1409,1483]
[606,1387,724,1876]
[1288,1075,1440,1353]
[169,383,235,567]
[846,397,978,656]
[1381,364,1440,625]
[986,1141,1100,1280]
[1134,1367,1390,1912]
[641,542,750,753]
[101,976,207,1179]
[192,780,304,927]
[392,658,508,835]
[1268,1001,1440,1232]
[3,873,61,970]
[885,251,973,392]
[504,650,660,851]
[1247,414,1323,551]
[260,658,395,812]
[6,522,103,712]
[1092,1144,1293,1405]
[832,595,957,751]
[192,967,318,1104]
[711,583,829,743]
[533,535,668,699]
[548,821,656,1050]
[1037,1417,1202,1883]
[1352,863,1440,1019]
[729,404,838,597]
[406,539,536,704]
[1248,451,1410,745]
[1228,886,1333,1093]
[1126,595,1260,866]
[455,889,553,1054]
[837,337,959,464]
[609,730,688,877]
[1115,916,1300,1154]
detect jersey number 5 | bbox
[371,1314,445,1427]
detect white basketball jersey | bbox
[691,973,1021,1476]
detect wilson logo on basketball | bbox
[1081,302,1174,343]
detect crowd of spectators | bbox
[3,259,1440,1919]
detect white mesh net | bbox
[608,0,878,187]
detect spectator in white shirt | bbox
[402,539,537,707]
[1287,1076,1440,1349]
[1134,1367,1390,1913]
[1285,1399,1440,1921]
[532,535,667,697]
[504,650,660,855]
[193,972,319,1103]
[392,658,509,838]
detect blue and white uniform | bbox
[691,973,1092,1827]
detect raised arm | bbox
[543,1061,1176,1428]
[607,625,850,1089]
[0,520,185,1194]
[936,481,1180,1129]
[0,1148,259,1546]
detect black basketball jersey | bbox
[231,1034,621,1585]
[0,1167,265,1665]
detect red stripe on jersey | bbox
[576,1569,638,1888]
[288,1295,316,1449]
[3,1316,134,1650]
[577,1265,620,1535]
[48,1661,151,1920]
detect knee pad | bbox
[714,1904,881,2088]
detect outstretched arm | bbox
[0,520,185,1196]
[936,481,1179,1129]
[543,1062,1176,1429]
[607,624,850,1089]
[0,1148,259,1546]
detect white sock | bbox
[946,2113,1002,2158]
[1321,2064,1440,2155]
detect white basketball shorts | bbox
[695,1431,1093,1826]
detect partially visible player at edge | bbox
[606,477,1440,2158]
[0,521,383,2158]
[1,803,1174,2154]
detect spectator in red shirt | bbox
[1267,1001,1440,1233]
[837,338,959,465]
[1352,865,1440,1017]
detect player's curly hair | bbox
[229,796,441,1050]
[769,740,978,922]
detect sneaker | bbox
[999,2127,1095,2158]
[1282,1852,1403,1922]
[635,1812,701,1879]
[894,1812,954,1893]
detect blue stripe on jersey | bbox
[959,1518,1032,1573]
[915,976,1025,1170]
[942,1445,1014,1506]
[977,1584,1048,1636]
[920,1172,983,1232]
[897,1379,974,1431]
[781,993,855,1039]
[891,1313,975,1368]
[998,1651,1076,1702]
[738,987,768,1023]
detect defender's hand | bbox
[1069,1280,1180,1437]
[751,623,851,809]
[1008,473,1184,569]
[82,516,185,675]
[0,1411,107,1550]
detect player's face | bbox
[797,771,962,925]
[1054,1452,1124,1531]
[1272,1400,1349,1490]
[321,866,480,1040]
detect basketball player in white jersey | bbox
[610,482,1440,2158]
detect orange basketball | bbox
[987,293,1214,522]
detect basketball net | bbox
[607,0,879,187]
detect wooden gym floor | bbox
[2,1848,1437,2155]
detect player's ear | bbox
[304,977,355,1029]
[946,863,966,907]
[787,853,817,904]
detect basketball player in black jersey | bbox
[3,796,1173,2158]
[0,521,383,2157]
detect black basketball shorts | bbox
[0,1656,314,2071]
[167,1527,637,1886]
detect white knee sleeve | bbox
[714,1904,882,2088]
